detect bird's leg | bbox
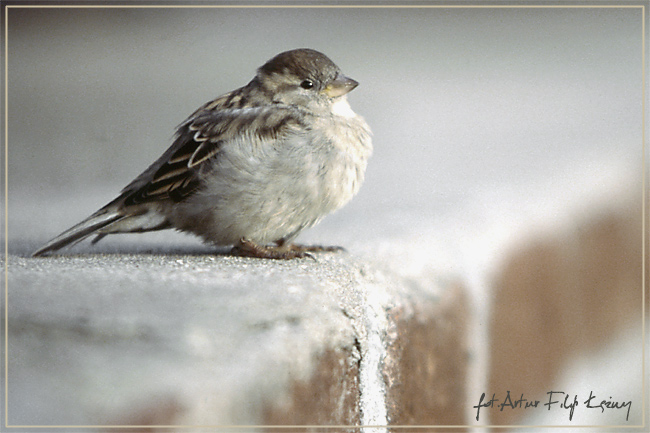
[231,238,314,260]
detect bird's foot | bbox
[284,243,345,254]
[231,239,344,260]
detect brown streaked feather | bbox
[188,140,224,168]
[119,95,308,207]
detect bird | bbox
[32,48,372,259]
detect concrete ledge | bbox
[488,202,643,426]
[384,283,469,425]
[262,345,361,425]
[6,251,470,428]
[6,172,642,430]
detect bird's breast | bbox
[170,110,371,245]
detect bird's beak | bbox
[323,74,359,98]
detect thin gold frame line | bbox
[641,2,647,431]
[4,4,9,430]
[3,3,648,8]
[3,2,647,430]
[3,424,648,429]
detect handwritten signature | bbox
[473,391,632,422]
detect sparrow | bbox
[32,48,372,259]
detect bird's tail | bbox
[32,195,172,257]
[32,210,126,257]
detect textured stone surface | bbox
[6,248,469,428]
[383,283,469,426]
[262,346,362,425]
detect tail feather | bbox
[32,211,124,257]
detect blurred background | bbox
[5,4,646,428]
[7,6,643,248]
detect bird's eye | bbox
[300,79,314,90]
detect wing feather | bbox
[119,98,306,207]
[188,140,223,168]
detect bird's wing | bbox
[119,103,307,207]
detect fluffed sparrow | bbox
[33,48,372,259]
